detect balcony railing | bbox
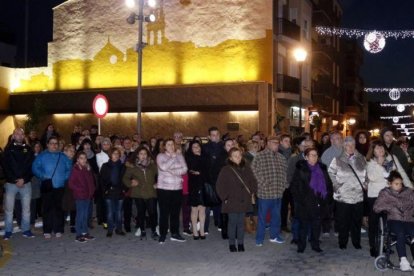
[276,18,300,41]
[276,74,300,94]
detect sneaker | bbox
[83,234,95,241]
[170,234,186,242]
[44,233,52,239]
[255,243,263,247]
[270,236,285,244]
[322,232,330,238]
[217,228,222,232]
[360,228,367,234]
[204,231,209,235]
[159,236,166,244]
[75,236,87,243]
[182,229,192,236]
[400,257,412,272]
[55,232,63,238]
[34,221,43,228]
[22,230,35,238]
[3,232,12,240]
[102,223,108,230]
[135,228,141,237]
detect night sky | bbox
[1,1,414,93]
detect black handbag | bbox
[202,182,221,207]
[41,153,61,193]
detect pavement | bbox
[0,222,410,276]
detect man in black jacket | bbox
[3,128,34,240]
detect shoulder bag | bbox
[41,153,61,193]
[230,167,256,205]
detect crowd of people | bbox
[2,123,414,270]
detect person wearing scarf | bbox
[122,146,158,240]
[290,148,333,253]
[99,148,126,237]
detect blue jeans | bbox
[75,200,90,237]
[106,199,123,232]
[256,198,282,244]
[4,182,32,233]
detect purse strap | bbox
[230,167,252,195]
[347,163,365,192]
[50,153,61,179]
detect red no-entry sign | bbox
[93,94,109,118]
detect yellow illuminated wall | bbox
[10,0,273,93]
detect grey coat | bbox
[328,151,367,204]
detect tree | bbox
[24,98,47,133]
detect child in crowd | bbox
[374,171,414,272]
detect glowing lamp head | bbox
[93,94,109,118]
[147,0,156,8]
[397,104,405,113]
[145,13,156,22]
[125,0,135,8]
[293,48,308,62]
[348,118,356,126]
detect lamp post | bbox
[126,0,156,135]
[293,47,308,131]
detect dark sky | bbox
[339,0,414,87]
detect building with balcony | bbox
[311,0,343,134]
[274,0,313,135]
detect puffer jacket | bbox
[32,150,72,188]
[328,151,367,204]
[374,187,414,223]
[156,152,187,190]
[367,155,412,198]
[123,161,158,199]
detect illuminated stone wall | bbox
[10,0,273,93]
[13,111,259,141]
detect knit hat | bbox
[102,137,112,145]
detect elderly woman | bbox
[328,136,367,250]
[366,140,412,257]
[290,148,333,253]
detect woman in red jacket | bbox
[69,151,96,243]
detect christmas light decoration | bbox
[389,88,400,101]
[380,115,412,123]
[363,31,386,53]
[380,103,414,107]
[315,26,414,39]
[364,88,414,93]
[393,123,414,127]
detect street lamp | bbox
[126,0,157,135]
[293,47,308,131]
[345,117,356,135]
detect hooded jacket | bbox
[374,187,414,223]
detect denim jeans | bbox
[106,199,123,232]
[4,182,32,233]
[256,198,282,244]
[75,199,90,236]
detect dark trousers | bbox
[228,212,245,246]
[367,197,380,250]
[388,220,414,258]
[298,216,321,251]
[96,196,106,225]
[181,195,191,230]
[205,205,221,232]
[15,198,37,225]
[42,188,65,234]
[135,198,157,232]
[157,189,182,237]
[221,213,229,238]
[70,210,76,227]
[281,188,293,228]
[123,197,133,231]
[321,201,334,233]
[335,201,363,247]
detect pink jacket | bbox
[156,152,188,190]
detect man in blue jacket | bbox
[32,136,72,238]
[3,128,34,240]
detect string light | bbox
[380,103,414,107]
[393,123,414,127]
[364,88,414,93]
[315,26,414,39]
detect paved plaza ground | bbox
[0,222,410,276]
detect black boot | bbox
[237,244,245,252]
[140,231,147,240]
[229,245,237,252]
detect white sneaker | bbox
[55,232,63,238]
[322,232,330,238]
[135,228,141,237]
[400,257,412,272]
[360,228,367,234]
[13,227,21,233]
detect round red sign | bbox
[93,94,109,118]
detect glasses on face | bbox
[308,153,318,157]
